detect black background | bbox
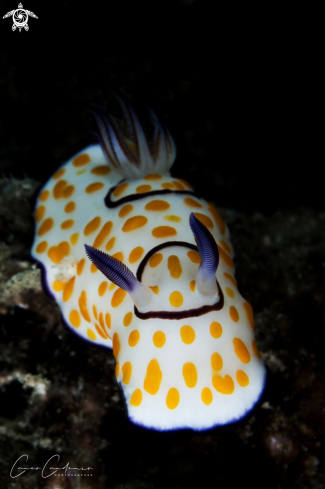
[0,3,323,489]
[0,0,320,212]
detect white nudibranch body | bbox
[31,96,266,431]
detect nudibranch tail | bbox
[84,244,152,309]
[91,94,176,179]
[189,213,219,297]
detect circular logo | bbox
[13,9,28,28]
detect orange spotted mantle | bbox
[31,144,265,431]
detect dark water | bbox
[0,2,322,488]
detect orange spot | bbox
[219,239,233,255]
[153,331,166,348]
[109,283,116,290]
[210,322,222,338]
[122,215,148,232]
[65,201,76,213]
[243,301,255,330]
[211,352,223,371]
[53,168,66,180]
[218,246,234,267]
[233,338,251,363]
[172,181,185,190]
[184,197,202,208]
[111,288,126,307]
[122,362,132,384]
[91,165,111,175]
[98,312,105,329]
[61,219,74,229]
[73,153,91,167]
[112,332,120,358]
[69,310,81,328]
[77,258,85,275]
[48,241,70,264]
[129,246,144,263]
[187,250,201,263]
[223,272,237,288]
[95,323,109,340]
[212,374,234,395]
[149,285,159,294]
[105,237,115,251]
[194,212,214,229]
[163,215,182,222]
[145,200,170,211]
[152,226,176,238]
[93,221,113,248]
[87,329,96,341]
[105,313,111,329]
[136,184,152,193]
[39,189,49,201]
[128,330,140,347]
[166,388,180,410]
[53,179,67,199]
[115,362,120,377]
[113,183,128,197]
[130,389,142,406]
[229,306,239,322]
[180,325,195,344]
[123,312,133,327]
[53,280,65,292]
[90,263,98,273]
[78,291,91,322]
[98,281,108,296]
[35,205,45,222]
[208,204,226,235]
[38,217,53,236]
[177,178,192,189]
[252,340,262,358]
[201,387,213,405]
[119,204,133,218]
[161,182,174,189]
[169,291,183,307]
[236,370,249,387]
[144,359,162,395]
[36,241,47,253]
[70,233,79,245]
[225,287,235,298]
[189,280,196,291]
[84,216,101,235]
[62,185,74,198]
[63,276,75,302]
[182,362,197,388]
[149,253,163,267]
[92,305,98,320]
[86,182,104,194]
[167,255,182,279]
[144,174,162,180]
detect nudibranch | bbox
[31,95,266,431]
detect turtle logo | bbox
[2,3,38,32]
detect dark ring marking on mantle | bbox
[135,240,224,320]
[136,241,197,281]
[105,186,199,208]
[134,286,224,320]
